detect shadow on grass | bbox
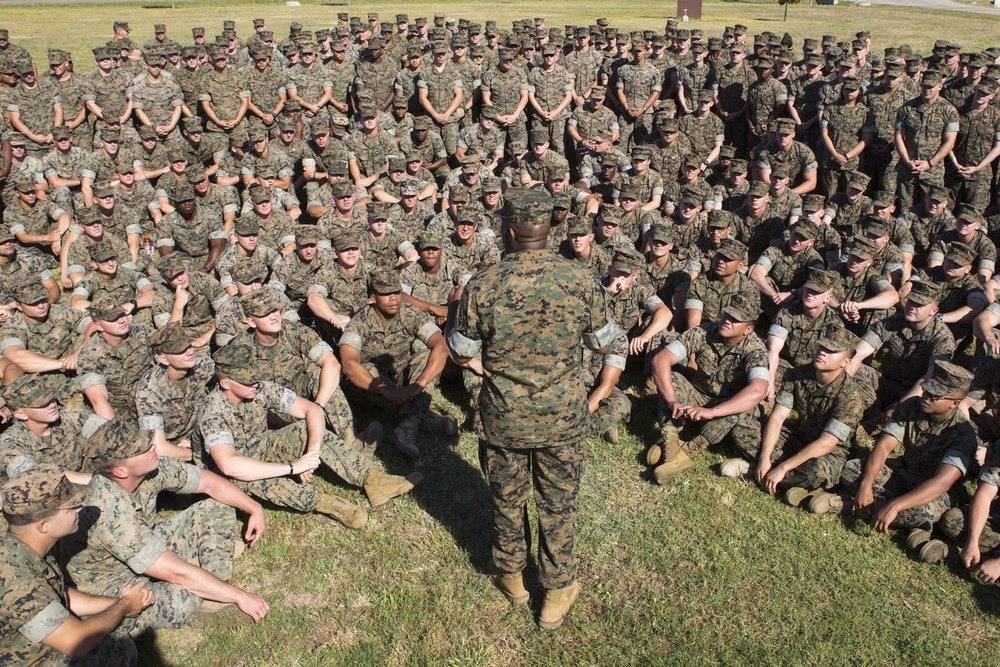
[136,632,172,665]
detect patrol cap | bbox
[610,247,643,274]
[872,190,896,209]
[248,186,271,205]
[955,204,982,224]
[191,27,205,39]
[599,153,619,167]
[11,278,49,305]
[368,202,391,220]
[49,125,70,142]
[149,322,193,355]
[801,194,825,213]
[568,217,593,235]
[847,171,871,191]
[333,230,361,250]
[84,418,156,467]
[503,188,554,226]
[529,127,550,145]
[143,52,164,66]
[156,254,187,281]
[841,75,861,91]
[93,181,118,199]
[241,288,283,317]
[618,185,641,201]
[234,215,261,235]
[802,268,840,293]
[172,182,196,202]
[846,237,877,262]
[945,242,976,267]
[648,224,673,244]
[185,164,207,183]
[0,227,15,244]
[977,79,1000,96]
[331,181,355,199]
[359,105,378,120]
[294,225,321,246]
[13,176,35,193]
[481,175,502,194]
[460,158,480,175]
[542,44,559,56]
[884,61,904,78]
[2,375,56,409]
[416,230,443,250]
[132,124,156,143]
[716,238,747,262]
[789,223,817,241]
[412,115,432,130]
[229,260,265,287]
[1,465,90,516]
[721,292,758,323]
[746,180,770,197]
[718,145,737,160]
[90,295,129,322]
[922,359,974,397]
[708,209,735,230]
[399,179,421,196]
[771,118,796,135]
[88,239,118,264]
[864,218,890,239]
[47,49,68,66]
[816,325,858,354]
[754,54,774,68]
[921,70,944,86]
[656,116,679,132]
[369,270,403,295]
[432,42,449,55]
[925,184,950,203]
[552,192,572,210]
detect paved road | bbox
[862,0,998,12]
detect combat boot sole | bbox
[187,603,252,631]
[919,539,949,563]
[785,487,823,508]
[539,582,580,630]
[808,492,845,515]
[720,458,750,478]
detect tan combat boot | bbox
[424,411,458,436]
[919,539,949,563]
[391,415,421,458]
[647,422,680,466]
[364,470,423,507]
[188,602,253,630]
[538,581,580,630]
[488,562,529,605]
[784,487,823,508]
[808,491,847,515]
[314,494,368,529]
[602,424,619,444]
[719,458,750,478]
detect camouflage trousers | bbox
[660,371,763,449]
[588,386,632,436]
[735,429,847,491]
[618,113,655,153]
[841,458,953,530]
[55,631,136,666]
[939,504,1000,554]
[497,119,528,154]
[49,185,77,214]
[435,118,461,156]
[864,145,898,195]
[896,164,943,211]
[121,499,238,634]
[343,348,433,421]
[949,175,993,212]
[480,440,584,590]
[232,420,373,512]
[847,363,894,415]
[286,366,357,439]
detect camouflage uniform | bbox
[400,255,470,306]
[449,204,616,589]
[269,250,330,311]
[0,409,106,483]
[661,322,770,448]
[819,101,875,196]
[0,529,136,666]
[769,303,844,389]
[444,232,502,275]
[480,64,530,148]
[894,95,959,207]
[214,287,298,347]
[417,62,464,154]
[151,271,228,338]
[346,127,398,179]
[841,395,977,529]
[0,254,53,303]
[615,60,661,149]
[5,198,66,265]
[199,381,372,509]
[939,443,1000,553]
[306,261,373,318]
[834,264,894,335]
[708,60,755,155]
[527,63,574,153]
[62,457,238,634]
[858,311,956,409]
[64,234,132,279]
[678,112,724,163]
[128,75,183,131]
[745,363,862,489]
[155,205,226,265]
[199,67,251,153]
[927,231,996,277]
[42,146,88,211]
[752,139,818,191]
[862,82,908,193]
[236,209,295,252]
[214,243,282,291]
[731,203,786,261]
[904,202,955,260]
[77,324,155,421]
[685,269,761,325]
[8,78,61,157]
[135,356,215,459]
[952,102,1000,211]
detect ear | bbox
[245,316,258,329]
[219,377,231,391]
[110,464,130,480]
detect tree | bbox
[778,0,801,22]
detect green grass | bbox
[0,0,997,76]
[3,1,1000,664]
[126,376,1000,666]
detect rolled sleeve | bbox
[583,319,619,351]
[665,339,687,363]
[78,372,106,391]
[447,327,482,358]
[824,418,853,442]
[204,431,235,450]
[126,535,168,574]
[19,600,71,644]
[417,321,441,345]
[339,331,363,350]
[308,341,333,363]
[941,449,970,476]
[767,324,789,341]
[881,420,905,443]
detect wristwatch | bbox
[127,299,138,312]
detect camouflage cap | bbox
[84,418,155,465]
[155,253,187,281]
[610,247,643,274]
[648,224,673,244]
[847,171,871,190]
[568,217,593,235]
[872,190,896,208]
[2,375,57,409]
[921,359,974,397]
[922,69,944,86]
[399,179,420,196]
[945,242,976,267]
[90,295,128,322]
[746,180,770,197]
[369,270,403,294]
[816,325,858,353]
[847,236,879,261]
[51,125,70,141]
[136,124,158,141]
[0,227,15,244]
[231,261,266,285]
[482,176,502,193]
[416,230,443,250]
[707,209,735,230]
[412,115,432,130]
[720,292,759,323]
[241,288,282,317]
[955,204,982,224]
[8,133,27,147]
[185,164,207,183]
[503,188,554,226]
[368,202,391,220]
[925,184,950,203]
[790,222,817,241]
[801,194,825,213]
[977,78,1000,96]
[249,186,271,205]
[149,322,193,355]
[333,230,361,251]
[552,192,572,210]
[331,180,355,199]
[294,225,321,246]
[731,159,750,175]
[13,177,36,193]
[234,216,261,235]
[715,238,747,262]
[771,118,796,135]
[802,268,840,293]
[92,182,116,199]
[864,218,889,239]
[11,278,48,305]
[618,184,641,201]
[1,465,90,516]
[87,239,118,263]
[191,27,205,38]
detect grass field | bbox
[3,0,1000,664]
